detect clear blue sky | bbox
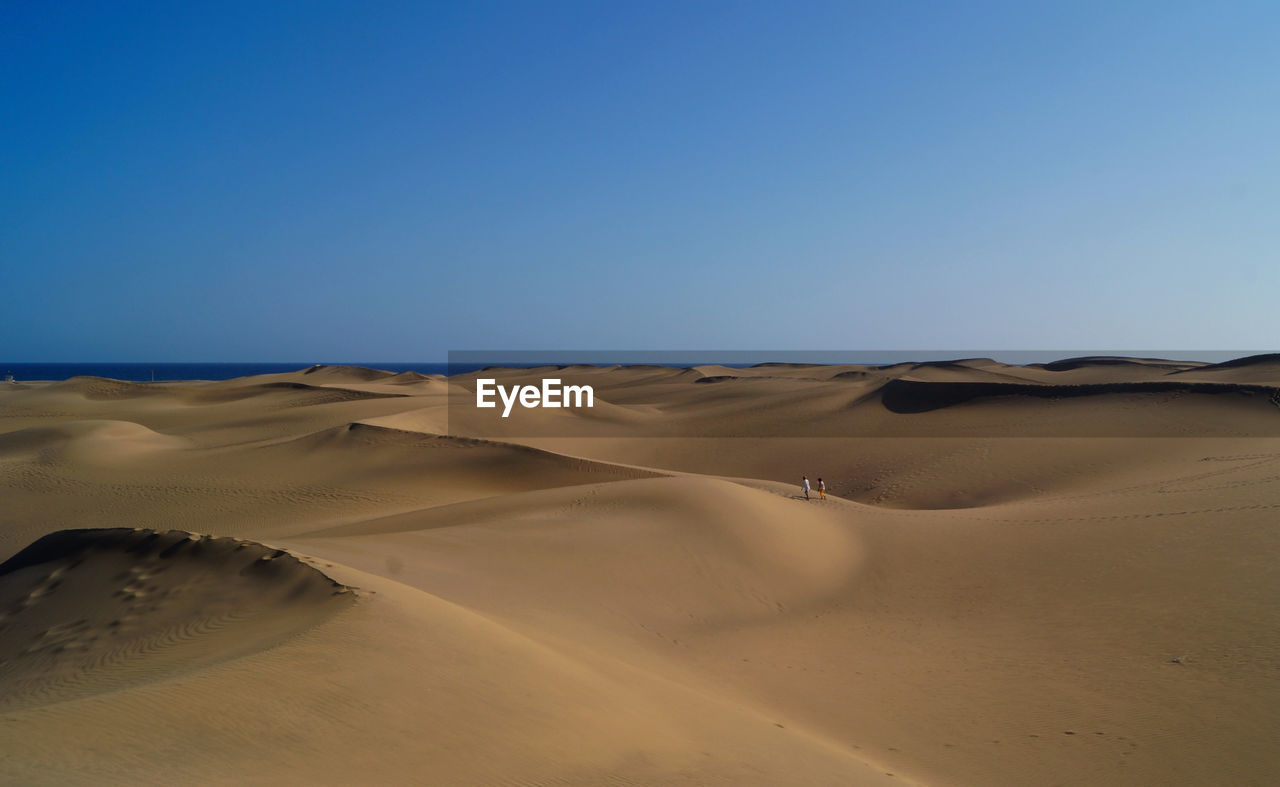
[3,1,1277,361]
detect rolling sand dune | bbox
[0,420,191,463]
[446,360,1280,438]
[0,528,352,713]
[1,358,1278,784]
[0,416,658,556]
[1165,353,1280,384]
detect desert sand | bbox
[2,357,1278,785]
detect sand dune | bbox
[290,469,1280,785]
[297,363,399,382]
[0,415,659,556]
[1,554,902,785]
[444,357,1280,438]
[44,376,173,400]
[1,357,1278,784]
[0,528,351,712]
[0,419,191,464]
[1165,353,1280,384]
[876,377,1280,429]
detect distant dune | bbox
[878,377,1280,413]
[300,363,398,381]
[1183,352,1280,370]
[1,358,1277,784]
[47,376,170,400]
[1165,353,1280,384]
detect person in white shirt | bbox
[802,476,811,500]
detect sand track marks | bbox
[0,528,353,711]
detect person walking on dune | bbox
[802,476,811,500]
[817,477,826,500]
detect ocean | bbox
[0,363,458,382]
[0,361,743,382]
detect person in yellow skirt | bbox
[817,478,826,500]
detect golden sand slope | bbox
[1,361,1278,784]
[0,528,352,712]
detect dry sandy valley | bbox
[2,357,1278,785]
